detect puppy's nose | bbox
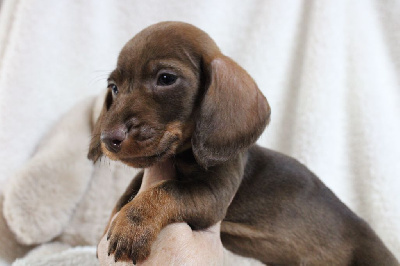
[101,127,127,153]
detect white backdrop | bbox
[0,0,399,258]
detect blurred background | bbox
[0,0,399,261]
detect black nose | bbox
[101,127,127,153]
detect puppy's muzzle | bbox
[101,126,127,153]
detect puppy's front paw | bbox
[107,208,159,264]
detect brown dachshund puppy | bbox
[88,22,398,265]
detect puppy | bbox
[88,22,399,265]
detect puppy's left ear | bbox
[88,91,112,162]
[192,55,271,168]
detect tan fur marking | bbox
[221,221,266,239]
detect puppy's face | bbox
[89,22,271,168]
[94,23,210,167]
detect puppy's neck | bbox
[138,158,176,194]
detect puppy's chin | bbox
[120,155,168,168]
[101,142,178,168]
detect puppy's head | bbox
[88,22,270,168]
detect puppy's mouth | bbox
[101,122,185,168]
[119,146,173,168]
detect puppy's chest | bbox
[173,151,204,181]
[174,162,202,182]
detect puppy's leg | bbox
[107,158,243,263]
[97,171,143,259]
[103,171,144,236]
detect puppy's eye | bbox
[108,84,119,96]
[157,73,177,86]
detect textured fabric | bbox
[0,0,399,263]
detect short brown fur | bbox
[89,22,399,265]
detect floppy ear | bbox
[192,55,271,168]
[87,90,112,162]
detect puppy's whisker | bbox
[88,70,113,86]
[89,76,109,87]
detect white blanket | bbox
[1,0,399,264]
